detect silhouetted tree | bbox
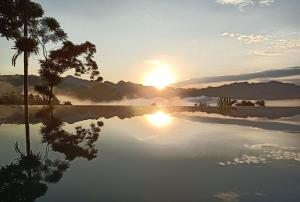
[255,100,266,107]
[217,97,237,107]
[0,0,66,98]
[0,0,66,139]
[35,41,103,105]
[62,101,72,105]
[236,100,255,106]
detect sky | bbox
[0,0,300,84]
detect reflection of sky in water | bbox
[99,112,300,161]
[219,143,300,166]
[0,109,300,201]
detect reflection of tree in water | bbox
[217,106,236,115]
[0,106,104,201]
[0,149,69,202]
[36,106,104,161]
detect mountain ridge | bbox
[175,66,300,87]
[0,74,299,101]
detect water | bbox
[0,106,300,202]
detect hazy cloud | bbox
[251,50,281,56]
[0,81,19,93]
[221,32,300,56]
[251,38,300,56]
[216,0,274,10]
[271,38,300,50]
[176,67,300,86]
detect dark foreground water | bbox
[0,106,300,202]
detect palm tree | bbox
[23,0,30,151]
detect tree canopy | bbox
[36,41,103,104]
[1,0,67,66]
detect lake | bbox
[0,106,300,202]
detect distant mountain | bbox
[63,75,94,87]
[183,81,300,100]
[175,67,300,87]
[0,75,299,101]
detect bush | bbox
[255,100,265,107]
[217,97,237,107]
[63,101,72,105]
[235,100,255,106]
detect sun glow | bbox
[143,61,175,90]
[146,111,172,127]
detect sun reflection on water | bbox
[146,111,173,127]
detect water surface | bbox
[0,106,300,202]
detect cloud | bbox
[259,0,275,6]
[218,143,300,166]
[175,67,300,86]
[251,38,300,56]
[251,50,281,56]
[216,0,274,10]
[216,0,253,8]
[221,32,300,56]
[221,32,269,44]
[271,38,300,50]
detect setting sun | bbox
[143,61,175,90]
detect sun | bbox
[143,61,175,90]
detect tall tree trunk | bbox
[48,85,53,105]
[24,0,30,156]
[25,103,31,156]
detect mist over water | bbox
[58,95,193,106]
[58,94,300,107]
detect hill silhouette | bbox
[0,75,299,102]
[175,67,300,87]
